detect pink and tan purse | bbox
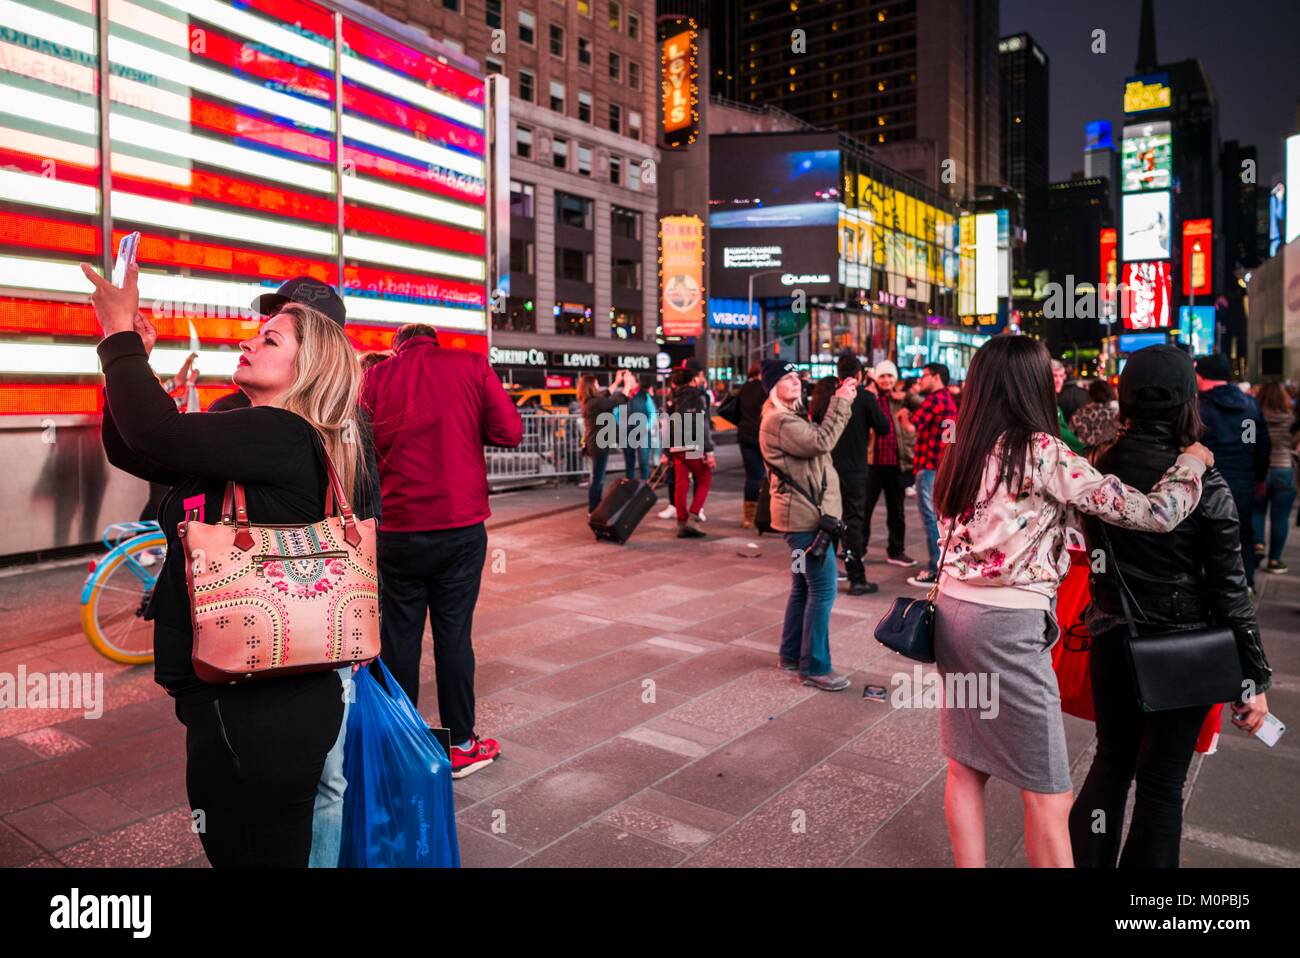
[179,451,380,683]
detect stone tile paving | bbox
[1,446,1297,867]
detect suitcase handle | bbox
[648,461,669,490]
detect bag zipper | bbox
[253,551,347,576]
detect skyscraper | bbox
[999,33,1049,267]
[720,0,1001,199]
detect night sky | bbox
[1001,0,1300,185]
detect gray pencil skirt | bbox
[932,592,1071,794]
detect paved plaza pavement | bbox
[1,444,1297,868]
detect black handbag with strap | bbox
[1097,524,1245,712]
[872,524,953,664]
[762,457,842,558]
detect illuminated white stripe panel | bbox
[107,0,188,49]
[343,114,484,178]
[110,114,334,193]
[146,0,333,70]
[110,192,336,254]
[111,151,193,187]
[0,0,96,55]
[344,296,485,331]
[342,55,483,130]
[0,256,269,311]
[342,176,483,230]
[109,36,335,132]
[344,235,484,281]
[0,125,98,168]
[0,80,97,135]
[0,342,240,376]
[0,169,98,215]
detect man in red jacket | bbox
[361,323,522,778]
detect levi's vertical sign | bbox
[661,28,698,147]
[660,215,704,337]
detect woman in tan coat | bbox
[758,359,857,690]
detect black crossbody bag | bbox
[1097,524,1245,712]
[763,458,842,559]
[872,524,954,664]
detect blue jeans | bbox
[308,666,352,868]
[915,468,940,573]
[588,449,609,511]
[739,440,765,502]
[1253,468,1297,563]
[779,531,838,676]
[623,444,649,480]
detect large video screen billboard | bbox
[1122,191,1172,261]
[0,0,487,414]
[709,133,840,297]
[1121,121,1172,192]
[1122,261,1172,330]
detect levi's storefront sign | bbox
[555,352,602,369]
[615,354,653,370]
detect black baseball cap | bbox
[1193,352,1233,383]
[251,276,346,327]
[1119,345,1197,411]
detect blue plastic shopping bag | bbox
[339,659,460,868]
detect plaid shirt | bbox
[911,387,957,473]
[871,392,899,466]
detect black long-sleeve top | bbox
[831,388,891,479]
[97,331,377,702]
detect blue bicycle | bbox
[81,521,164,665]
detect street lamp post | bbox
[745,268,787,363]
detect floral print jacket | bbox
[938,432,1206,610]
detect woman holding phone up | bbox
[82,261,374,867]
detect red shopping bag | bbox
[1052,546,1227,750]
[1052,548,1095,721]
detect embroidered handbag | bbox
[179,450,380,684]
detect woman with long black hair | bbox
[1069,346,1271,867]
[931,335,1213,867]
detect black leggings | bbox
[176,671,343,867]
[1068,629,1206,868]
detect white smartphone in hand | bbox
[1254,713,1286,748]
[111,231,141,287]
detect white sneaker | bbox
[657,504,677,519]
[698,509,707,522]
[904,486,917,498]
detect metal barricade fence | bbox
[486,411,590,489]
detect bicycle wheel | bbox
[81,532,164,665]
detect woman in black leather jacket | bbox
[1069,345,1272,868]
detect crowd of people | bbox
[85,260,1293,870]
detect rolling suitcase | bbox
[589,462,667,544]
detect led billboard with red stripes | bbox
[0,0,487,411]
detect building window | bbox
[555,301,594,336]
[628,110,641,142]
[628,158,642,192]
[518,69,534,102]
[549,79,565,113]
[612,257,641,290]
[577,36,592,67]
[609,154,621,185]
[485,57,503,75]
[510,237,535,276]
[514,125,533,159]
[556,192,593,230]
[611,206,640,239]
[627,11,639,40]
[627,61,640,90]
[577,0,590,16]
[610,308,640,339]
[608,1,620,30]
[577,90,592,123]
[509,180,534,218]
[608,51,621,82]
[608,102,621,134]
[494,296,536,333]
[549,23,564,58]
[552,135,568,169]
[577,144,592,176]
[518,10,535,45]
[442,0,459,10]
[485,0,502,28]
